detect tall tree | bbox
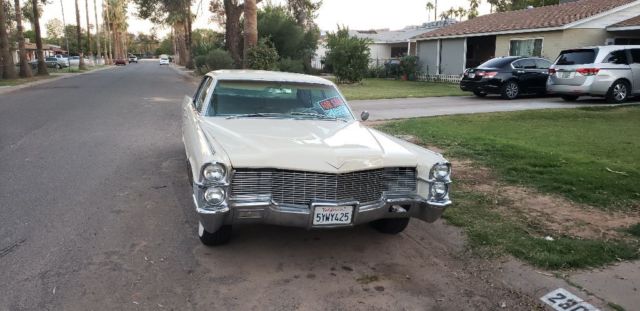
[14,0,32,78]
[242,0,257,68]
[425,2,434,22]
[104,0,112,63]
[31,0,47,75]
[85,0,92,58]
[468,0,480,19]
[75,0,87,69]
[45,18,64,45]
[93,0,101,63]
[0,0,18,79]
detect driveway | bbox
[349,95,625,121]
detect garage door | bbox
[440,39,466,75]
[417,41,439,75]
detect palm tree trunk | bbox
[75,0,86,69]
[0,0,18,79]
[14,0,32,78]
[242,0,257,68]
[104,0,112,64]
[85,0,92,61]
[184,0,193,69]
[93,0,101,64]
[31,0,47,75]
[224,0,243,67]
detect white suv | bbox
[547,45,640,103]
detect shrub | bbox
[195,49,234,74]
[246,38,279,71]
[399,55,420,80]
[367,65,386,78]
[324,26,371,83]
[278,58,305,73]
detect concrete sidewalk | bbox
[0,66,114,95]
[349,95,626,121]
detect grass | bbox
[380,105,640,210]
[444,190,638,269]
[627,223,640,238]
[336,78,466,100]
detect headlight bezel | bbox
[204,187,226,206]
[430,162,451,180]
[427,161,452,202]
[200,162,228,184]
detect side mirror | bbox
[361,111,370,121]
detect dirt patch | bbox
[453,160,640,240]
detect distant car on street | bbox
[68,56,94,67]
[159,55,169,65]
[114,58,127,66]
[547,45,640,103]
[460,56,552,99]
[128,55,138,63]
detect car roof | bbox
[206,70,335,86]
[567,45,640,52]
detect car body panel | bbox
[460,56,551,96]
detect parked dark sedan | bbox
[460,56,552,99]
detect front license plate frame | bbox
[312,205,354,226]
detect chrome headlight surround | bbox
[199,162,228,185]
[204,187,226,206]
[427,161,452,203]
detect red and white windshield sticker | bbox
[318,96,345,110]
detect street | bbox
[0,61,601,310]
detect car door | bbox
[183,76,214,162]
[629,49,640,93]
[534,58,553,90]
[512,59,538,92]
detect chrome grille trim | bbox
[231,167,416,205]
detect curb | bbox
[169,64,198,83]
[0,66,115,95]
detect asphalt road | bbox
[1,62,560,310]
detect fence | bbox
[415,73,462,84]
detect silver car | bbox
[547,45,640,103]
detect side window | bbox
[194,77,213,112]
[512,60,524,69]
[535,59,552,69]
[513,59,536,69]
[630,49,640,64]
[605,50,629,65]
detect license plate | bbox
[558,71,574,79]
[313,206,353,225]
[468,73,475,78]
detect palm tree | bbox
[242,0,257,68]
[93,0,101,64]
[425,2,434,22]
[104,0,112,64]
[75,0,87,69]
[85,0,92,61]
[456,7,467,21]
[31,0,47,75]
[0,0,18,79]
[468,0,480,19]
[14,0,32,78]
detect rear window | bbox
[555,49,596,65]
[478,57,517,68]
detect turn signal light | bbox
[576,68,600,76]
[478,71,498,78]
[548,68,556,75]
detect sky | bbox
[39,0,493,38]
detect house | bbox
[411,0,640,75]
[11,40,66,63]
[311,20,456,69]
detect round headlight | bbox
[204,187,225,205]
[431,181,448,199]
[433,163,451,179]
[203,163,226,182]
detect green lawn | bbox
[381,105,640,210]
[337,78,465,100]
[380,106,640,269]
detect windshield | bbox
[555,49,597,65]
[206,80,354,121]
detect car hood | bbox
[199,118,439,173]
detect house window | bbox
[509,38,543,57]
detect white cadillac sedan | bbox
[182,70,452,245]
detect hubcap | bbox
[506,83,518,98]
[613,83,627,101]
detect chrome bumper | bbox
[194,194,450,233]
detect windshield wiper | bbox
[225,113,284,119]
[289,112,347,122]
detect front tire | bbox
[198,222,232,246]
[606,80,630,103]
[561,95,580,102]
[501,81,519,100]
[371,218,410,234]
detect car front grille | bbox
[230,167,416,205]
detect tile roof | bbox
[415,0,636,40]
[609,15,640,27]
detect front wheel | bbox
[370,218,410,234]
[56,64,62,69]
[198,222,232,246]
[606,80,630,103]
[561,95,580,102]
[501,81,519,100]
